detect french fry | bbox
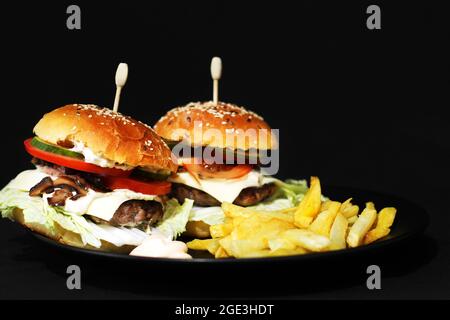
[347,215,358,225]
[282,229,330,252]
[366,202,376,211]
[268,247,307,257]
[308,201,341,236]
[329,213,348,250]
[218,235,233,256]
[347,204,377,247]
[363,207,397,244]
[294,176,322,228]
[339,198,359,218]
[210,223,233,238]
[222,202,294,223]
[188,181,397,259]
[214,246,230,258]
[187,238,219,254]
[268,238,297,251]
[320,200,332,212]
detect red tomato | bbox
[24,138,131,177]
[181,158,253,179]
[103,176,172,195]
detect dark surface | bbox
[0,0,449,299]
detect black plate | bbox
[31,185,429,266]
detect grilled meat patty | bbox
[171,182,276,207]
[110,200,163,228]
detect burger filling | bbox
[16,166,164,229]
[168,160,277,206]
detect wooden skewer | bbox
[113,63,128,112]
[210,57,222,105]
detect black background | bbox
[0,0,449,300]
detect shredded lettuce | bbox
[156,198,194,240]
[0,187,102,247]
[189,206,225,226]
[0,184,192,247]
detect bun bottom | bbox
[11,208,135,254]
[184,220,211,238]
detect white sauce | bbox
[130,230,192,259]
[70,141,133,171]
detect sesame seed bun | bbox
[33,104,177,173]
[154,101,277,151]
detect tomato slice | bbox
[24,138,131,177]
[181,158,253,179]
[103,176,172,195]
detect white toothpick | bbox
[210,57,222,105]
[113,63,128,112]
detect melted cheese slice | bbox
[169,170,266,203]
[8,169,54,191]
[85,190,156,221]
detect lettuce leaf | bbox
[0,186,102,247]
[189,206,225,226]
[156,198,194,240]
[1,182,163,248]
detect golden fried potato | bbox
[339,198,359,218]
[347,204,377,247]
[329,213,348,250]
[187,238,220,255]
[282,229,330,252]
[294,176,322,228]
[215,246,230,258]
[363,207,396,244]
[308,201,341,237]
[210,223,233,238]
[268,247,307,257]
[347,215,358,225]
[320,200,333,212]
[366,202,376,210]
[222,202,294,223]
[187,179,397,259]
[268,238,297,251]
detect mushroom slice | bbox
[29,177,54,197]
[47,189,73,207]
[53,176,87,196]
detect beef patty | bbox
[171,182,276,207]
[90,200,163,228]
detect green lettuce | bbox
[189,206,225,226]
[247,179,308,211]
[0,187,102,247]
[156,198,194,239]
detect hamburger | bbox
[0,104,186,253]
[154,101,278,237]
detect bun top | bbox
[33,104,177,173]
[154,101,277,150]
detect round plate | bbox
[30,186,429,265]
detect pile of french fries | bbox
[187,177,397,258]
